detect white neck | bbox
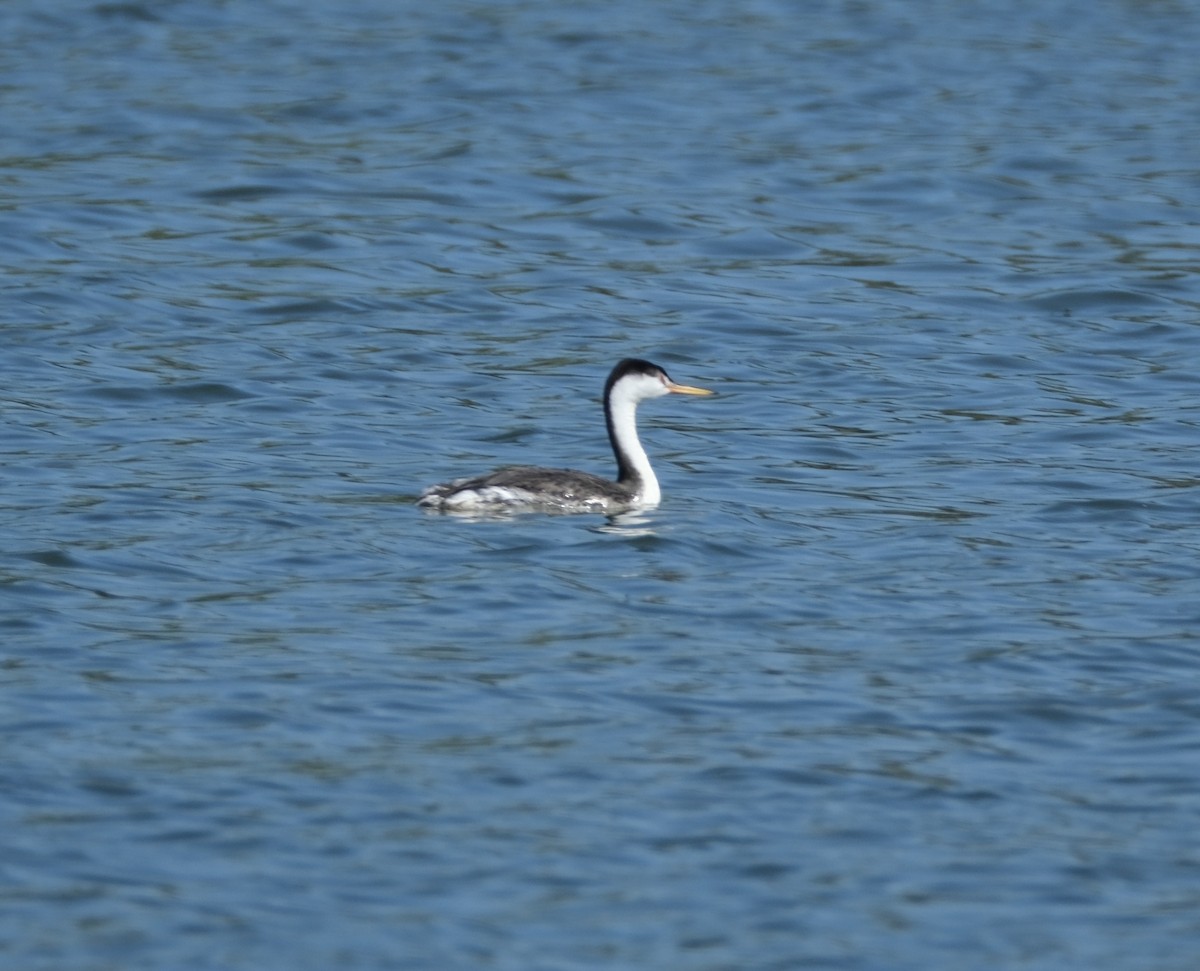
[608,392,660,505]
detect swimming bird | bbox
[418,358,713,513]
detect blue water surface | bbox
[2,1,1199,969]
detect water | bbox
[3,1,1199,968]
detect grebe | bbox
[418,358,713,513]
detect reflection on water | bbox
[591,509,660,536]
[3,0,1200,969]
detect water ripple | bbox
[3,1,1200,969]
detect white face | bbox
[627,369,672,401]
[610,364,712,406]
